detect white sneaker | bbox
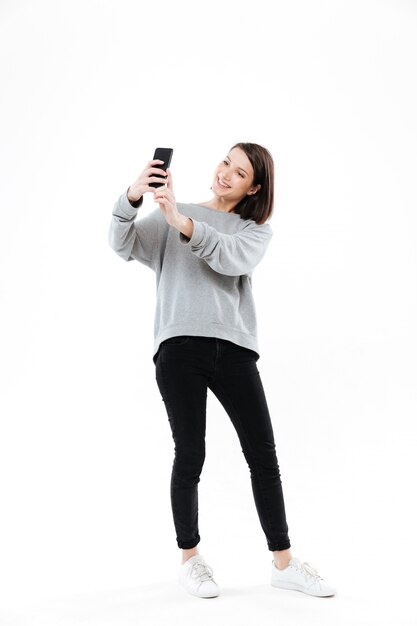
[179,554,220,598]
[271,557,337,597]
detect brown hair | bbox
[229,142,274,224]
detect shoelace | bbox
[296,561,323,582]
[190,560,214,582]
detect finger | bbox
[148,167,168,176]
[155,195,169,205]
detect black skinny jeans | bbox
[153,335,291,552]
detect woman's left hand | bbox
[153,168,181,227]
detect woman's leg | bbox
[155,338,210,555]
[208,341,291,553]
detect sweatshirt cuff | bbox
[112,189,143,220]
[126,187,144,209]
[179,218,206,247]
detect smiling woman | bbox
[108,142,275,362]
[198,143,275,223]
[108,141,337,600]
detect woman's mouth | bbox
[217,176,231,189]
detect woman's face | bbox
[211,147,261,204]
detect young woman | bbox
[108,142,337,599]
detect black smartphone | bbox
[149,147,174,187]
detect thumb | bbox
[166,168,173,190]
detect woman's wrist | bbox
[126,187,143,208]
[173,214,194,239]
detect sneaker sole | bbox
[271,579,336,597]
[179,582,220,598]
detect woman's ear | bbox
[249,184,261,195]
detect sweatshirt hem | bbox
[153,323,259,361]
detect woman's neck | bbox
[198,197,236,213]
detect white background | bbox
[0,0,416,624]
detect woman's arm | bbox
[173,213,194,239]
[176,217,273,276]
[108,189,160,268]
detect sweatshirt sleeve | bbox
[179,218,273,276]
[108,190,160,269]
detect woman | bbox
[108,142,336,599]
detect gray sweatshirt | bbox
[108,190,273,362]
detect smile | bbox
[217,177,230,188]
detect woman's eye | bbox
[223,160,244,177]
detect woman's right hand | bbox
[127,159,168,203]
